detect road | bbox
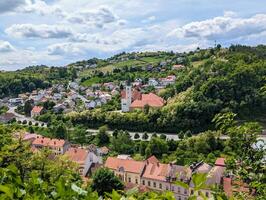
[87,128,266,145]
[8,106,47,127]
[86,128,180,141]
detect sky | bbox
[0,0,266,71]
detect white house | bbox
[148,78,159,87]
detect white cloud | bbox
[66,6,119,28]
[0,40,16,52]
[171,13,266,41]
[5,24,73,39]
[47,43,83,55]
[0,0,26,14]
[22,0,66,17]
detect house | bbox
[148,78,159,87]
[105,156,226,200]
[0,113,16,123]
[98,146,109,155]
[159,75,176,86]
[8,98,23,106]
[53,104,66,113]
[31,106,44,118]
[32,136,70,155]
[172,64,185,70]
[130,93,165,111]
[65,147,102,176]
[103,82,116,91]
[69,82,79,91]
[105,156,145,185]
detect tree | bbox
[179,131,184,140]
[96,125,110,146]
[54,123,67,139]
[110,131,134,154]
[146,138,168,158]
[24,100,33,117]
[142,132,149,140]
[159,134,167,140]
[134,133,140,139]
[91,168,124,196]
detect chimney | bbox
[74,148,77,153]
[157,162,160,167]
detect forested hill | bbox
[68,45,266,133]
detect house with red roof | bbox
[65,147,102,176]
[130,93,165,111]
[31,106,44,118]
[32,136,70,155]
[105,156,227,200]
[105,156,146,185]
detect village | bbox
[0,64,185,125]
[16,131,235,200]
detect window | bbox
[206,192,209,197]
[191,190,194,195]
[177,187,180,193]
[142,180,145,185]
[178,197,181,200]
[172,177,177,181]
[166,185,169,190]
[135,179,138,184]
[153,182,156,188]
[159,183,162,189]
[184,189,187,194]
[148,181,150,186]
[128,177,131,183]
[171,186,174,191]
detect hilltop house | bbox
[159,75,176,86]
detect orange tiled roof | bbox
[32,136,67,147]
[130,93,165,109]
[147,155,159,164]
[215,157,226,167]
[65,148,88,164]
[142,162,169,181]
[32,106,43,113]
[105,157,145,174]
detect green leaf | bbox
[174,180,189,189]
[0,185,13,199]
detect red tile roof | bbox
[142,162,169,181]
[105,157,145,174]
[31,106,43,113]
[147,155,159,164]
[32,136,67,147]
[215,158,226,167]
[130,93,165,109]
[65,148,88,164]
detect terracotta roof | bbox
[147,155,159,164]
[215,158,226,167]
[105,157,145,174]
[130,93,165,109]
[32,136,67,147]
[65,148,88,164]
[31,106,43,113]
[142,162,169,181]
[100,146,109,154]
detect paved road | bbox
[87,128,266,145]
[8,106,47,127]
[86,128,180,141]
